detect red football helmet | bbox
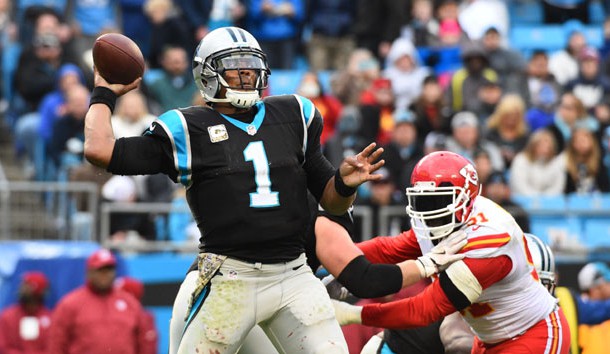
[406,151,480,239]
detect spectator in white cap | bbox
[444,111,505,171]
[574,261,610,354]
[579,262,610,298]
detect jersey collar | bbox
[219,101,265,135]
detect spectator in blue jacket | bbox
[305,0,357,71]
[246,0,305,69]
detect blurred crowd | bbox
[0,250,158,354]
[2,0,610,243]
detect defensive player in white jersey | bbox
[333,151,570,354]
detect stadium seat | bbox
[589,0,606,24]
[567,193,610,212]
[529,215,582,245]
[510,25,565,52]
[563,20,604,48]
[582,218,610,249]
[509,1,544,25]
[143,68,163,86]
[267,70,334,96]
[512,195,567,212]
[268,70,305,96]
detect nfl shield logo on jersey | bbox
[208,124,229,143]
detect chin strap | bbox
[204,88,260,109]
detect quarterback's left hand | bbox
[331,299,363,326]
[416,230,468,278]
[338,143,385,187]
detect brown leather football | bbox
[93,33,145,85]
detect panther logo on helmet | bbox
[192,27,271,109]
[406,151,481,240]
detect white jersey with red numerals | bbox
[416,196,557,343]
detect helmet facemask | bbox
[406,182,473,240]
[194,47,270,109]
[539,271,557,295]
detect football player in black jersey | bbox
[85,25,467,353]
[84,26,388,354]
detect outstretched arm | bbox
[333,256,512,328]
[320,143,385,215]
[316,215,466,298]
[84,68,141,168]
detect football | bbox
[92,33,145,85]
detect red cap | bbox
[22,272,49,297]
[579,47,600,61]
[86,249,117,270]
[371,78,392,90]
[115,276,144,301]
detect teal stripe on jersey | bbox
[295,95,315,127]
[220,100,266,133]
[158,110,191,186]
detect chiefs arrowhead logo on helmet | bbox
[406,151,481,240]
[459,163,479,187]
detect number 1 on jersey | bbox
[244,141,279,208]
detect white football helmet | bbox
[524,233,556,295]
[192,27,270,109]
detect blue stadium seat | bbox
[268,70,305,96]
[317,70,334,95]
[582,218,610,249]
[267,70,334,96]
[589,0,606,24]
[567,193,610,212]
[143,68,163,86]
[512,195,567,212]
[563,20,604,48]
[510,26,565,52]
[509,1,544,25]
[529,215,581,245]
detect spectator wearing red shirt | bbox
[115,276,158,354]
[48,249,148,354]
[0,271,52,354]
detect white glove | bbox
[416,230,468,278]
[360,333,383,354]
[321,274,350,300]
[331,299,362,325]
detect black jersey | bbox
[108,95,335,263]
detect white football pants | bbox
[170,254,348,354]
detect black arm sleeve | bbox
[303,108,336,201]
[107,136,176,178]
[337,255,403,299]
[439,271,471,311]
